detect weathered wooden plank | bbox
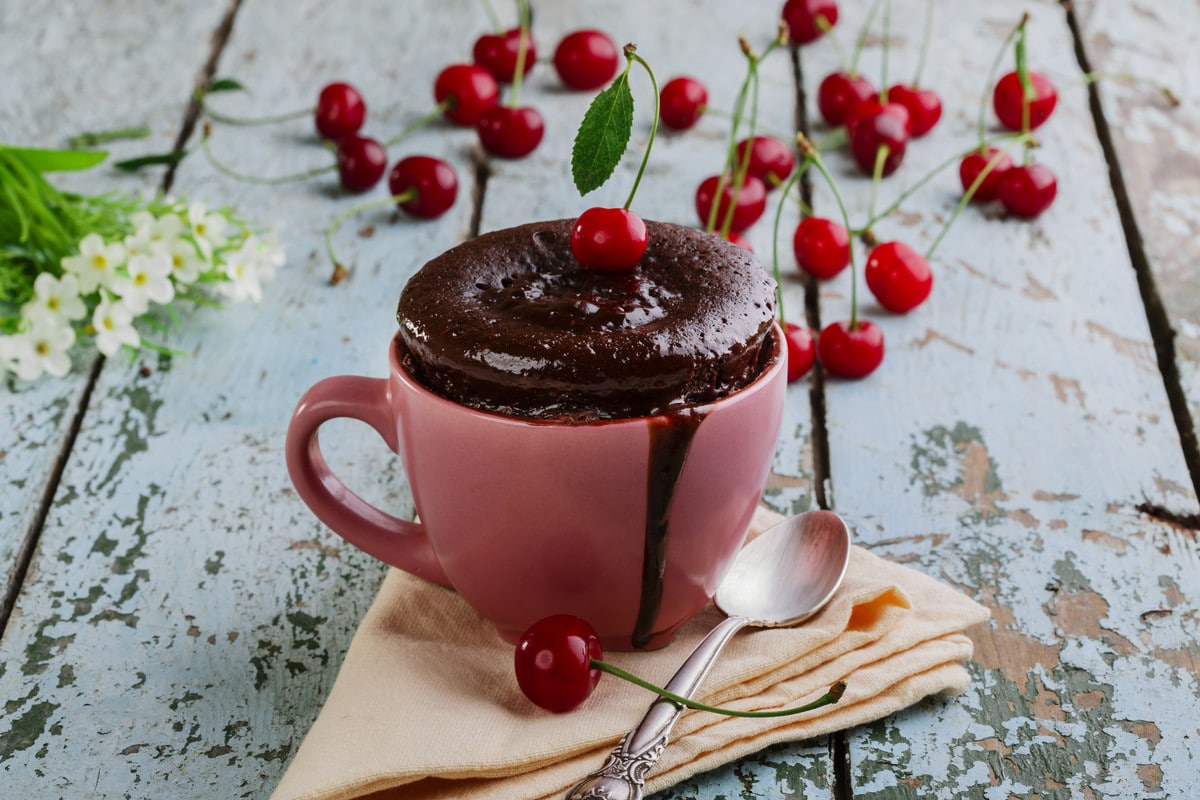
[787,0,1200,796]
[0,0,478,794]
[0,0,219,613]
[1070,0,1200,491]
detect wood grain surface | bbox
[1,1,1197,798]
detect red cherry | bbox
[334,135,387,193]
[886,84,942,137]
[315,82,366,142]
[734,136,796,190]
[817,71,876,127]
[434,63,500,126]
[660,76,709,130]
[782,0,839,44]
[846,101,910,177]
[958,147,1014,203]
[472,27,537,83]
[992,70,1058,131]
[570,208,648,271]
[998,163,1058,218]
[515,615,604,713]
[695,174,768,233]
[476,105,545,159]
[864,241,932,313]
[553,30,620,90]
[387,156,458,219]
[784,322,817,382]
[817,320,885,379]
[792,217,850,280]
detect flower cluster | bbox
[0,199,285,381]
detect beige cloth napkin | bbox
[272,507,989,800]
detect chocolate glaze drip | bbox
[632,408,706,649]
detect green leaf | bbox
[112,151,187,172]
[0,145,107,172]
[206,77,246,94]
[571,72,634,196]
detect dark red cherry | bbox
[387,156,458,219]
[864,241,933,313]
[782,0,839,44]
[998,163,1058,218]
[660,76,709,130]
[784,322,817,382]
[846,101,910,177]
[959,147,1014,203]
[515,615,604,713]
[734,136,796,189]
[992,70,1058,131]
[434,63,500,126]
[553,30,620,90]
[886,84,942,137]
[817,71,876,127]
[793,217,850,280]
[570,207,648,271]
[315,82,366,142]
[334,135,387,193]
[472,27,537,83]
[695,174,768,233]
[476,105,545,158]
[817,320,885,379]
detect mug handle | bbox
[285,375,450,587]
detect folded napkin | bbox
[272,507,989,800]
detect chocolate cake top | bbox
[397,218,777,421]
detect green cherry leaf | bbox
[571,71,634,196]
[0,145,107,172]
[205,77,247,94]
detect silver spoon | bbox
[565,509,852,800]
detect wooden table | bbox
[3,1,1198,797]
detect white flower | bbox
[164,236,205,285]
[188,201,230,261]
[216,244,263,304]
[91,297,140,356]
[126,210,185,259]
[23,272,87,325]
[6,317,76,380]
[111,252,175,314]
[61,233,127,294]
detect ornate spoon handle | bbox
[564,615,750,800]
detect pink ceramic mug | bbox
[285,324,786,650]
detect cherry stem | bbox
[853,131,1030,235]
[721,64,762,237]
[849,0,885,78]
[924,149,1009,261]
[324,190,417,278]
[198,90,311,127]
[800,135,859,327]
[622,48,661,212]
[816,15,851,74]
[68,126,150,147]
[384,101,451,147]
[592,659,846,718]
[878,0,892,103]
[868,145,889,233]
[480,0,502,34]
[770,158,814,324]
[976,13,1029,147]
[201,132,334,185]
[911,0,934,88]
[508,0,531,108]
[1065,71,1182,106]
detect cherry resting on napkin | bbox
[515,614,846,714]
